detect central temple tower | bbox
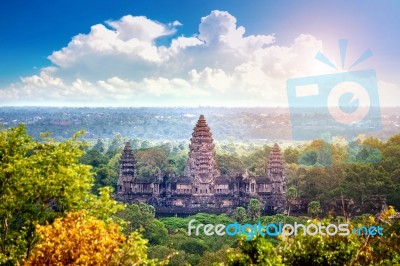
[117,114,287,215]
[184,115,220,186]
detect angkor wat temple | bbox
[117,115,286,215]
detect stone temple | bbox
[117,115,286,215]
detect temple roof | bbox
[118,142,137,184]
[184,115,220,183]
[267,143,285,172]
[120,142,136,161]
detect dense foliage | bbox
[25,210,155,266]
[0,125,94,263]
[229,207,400,266]
[1,124,399,265]
[0,125,160,265]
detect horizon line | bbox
[0,105,398,108]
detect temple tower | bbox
[267,143,286,210]
[117,142,137,195]
[184,115,220,186]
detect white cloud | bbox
[3,10,393,107]
[170,20,182,27]
[106,15,173,42]
[378,81,400,107]
[198,10,275,51]
[189,68,232,92]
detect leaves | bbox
[25,210,124,265]
[0,125,123,264]
[247,199,262,221]
[307,201,322,218]
[25,210,158,266]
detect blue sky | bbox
[0,0,399,106]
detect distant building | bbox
[117,115,286,215]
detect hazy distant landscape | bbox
[1,107,399,142]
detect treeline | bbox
[82,133,400,213]
[1,125,399,265]
[283,136,400,213]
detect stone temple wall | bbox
[117,115,287,215]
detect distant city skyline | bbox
[0,0,399,107]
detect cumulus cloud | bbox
[377,81,400,107]
[170,20,182,27]
[199,10,274,51]
[3,10,392,107]
[49,15,172,68]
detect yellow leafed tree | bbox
[25,210,157,266]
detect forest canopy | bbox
[0,124,399,265]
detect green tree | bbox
[137,148,169,178]
[284,146,300,164]
[115,203,167,245]
[242,145,271,176]
[299,150,318,166]
[167,151,187,176]
[247,199,262,221]
[216,154,245,176]
[340,163,392,206]
[80,148,108,168]
[107,133,124,156]
[227,236,284,266]
[148,245,177,265]
[233,207,247,223]
[348,140,382,164]
[198,248,229,266]
[388,169,400,209]
[286,186,298,216]
[0,125,125,265]
[280,207,400,265]
[93,165,118,192]
[0,125,94,264]
[299,140,332,167]
[307,201,322,218]
[93,139,106,153]
[382,134,400,173]
[279,221,359,266]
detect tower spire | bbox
[184,115,220,184]
[267,143,285,176]
[117,142,137,194]
[267,143,286,208]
